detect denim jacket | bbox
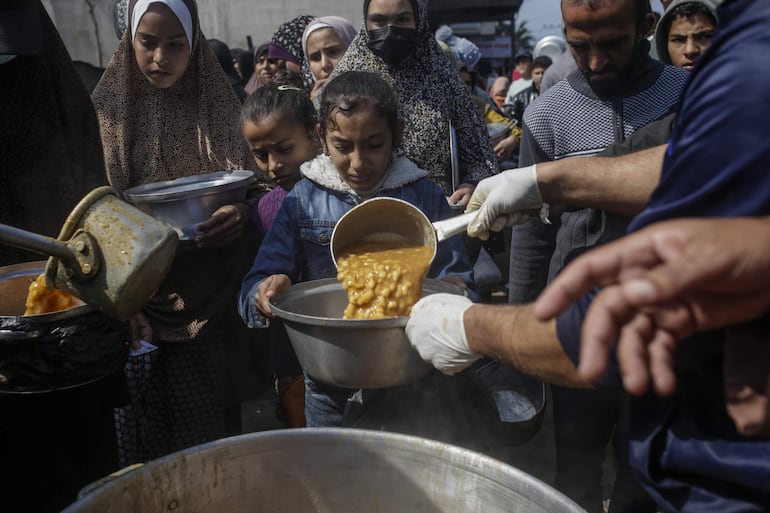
[238,153,476,327]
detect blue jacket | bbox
[239,154,476,328]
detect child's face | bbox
[321,105,396,193]
[243,115,319,191]
[133,3,191,89]
[306,28,347,81]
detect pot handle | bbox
[432,211,476,243]
[0,223,98,280]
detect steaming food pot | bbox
[64,429,587,513]
[0,261,127,390]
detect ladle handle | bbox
[0,223,78,267]
[433,211,477,242]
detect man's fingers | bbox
[616,313,654,396]
[578,284,634,383]
[646,328,678,396]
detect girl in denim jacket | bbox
[238,70,476,427]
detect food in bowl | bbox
[336,239,432,319]
[24,273,82,315]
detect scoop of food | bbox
[24,273,81,315]
[336,240,432,320]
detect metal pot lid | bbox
[123,170,254,203]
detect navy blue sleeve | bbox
[238,193,303,328]
[556,290,622,388]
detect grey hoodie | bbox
[654,0,719,64]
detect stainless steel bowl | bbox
[123,170,254,240]
[269,278,465,388]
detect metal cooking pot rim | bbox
[123,170,254,202]
[270,278,463,327]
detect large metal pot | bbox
[0,261,127,390]
[0,260,128,513]
[270,278,464,388]
[64,428,586,513]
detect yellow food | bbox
[24,274,80,315]
[336,240,432,319]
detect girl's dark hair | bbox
[317,71,400,140]
[240,70,317,135]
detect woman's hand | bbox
[310,78,326,102]
[255,274,291,317]
[129,312,153,351]
[195,202,249,248]
[448,183,475,207]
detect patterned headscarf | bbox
[92,0,259,196]
[328,0,496,194]
[270,14,316,89]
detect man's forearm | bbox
[537,144,666,217]
[463,303,591,388]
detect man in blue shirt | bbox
[407,0,770,511]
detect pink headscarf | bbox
[301,16,357,64]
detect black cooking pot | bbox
[0,261,131,512]
[0,261,128,392]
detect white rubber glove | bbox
[406,293,482,375]
[465,164,543,240]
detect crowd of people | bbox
[2,0,767,512]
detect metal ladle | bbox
[0,187,178,320]
[330,197,475,267]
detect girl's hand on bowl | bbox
[256,274,291,316]
[195,203,249,248]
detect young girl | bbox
[240,73,321,427]
[238,70,476,428]
[92,0,265,464]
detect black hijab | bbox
[0,1,107,265]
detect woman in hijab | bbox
[327,0,496,204]
[244,41,285,94]
[0,3,128,511]
[231,46,254,87]
[209,38,247,101]
[301,16,357,100]
[92,0,267,463]
[270,14,316,89]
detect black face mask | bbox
[367,26,419,65]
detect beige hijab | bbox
[92,0,257,196]
[91,0,263,341]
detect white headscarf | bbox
[131,0,193,51]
